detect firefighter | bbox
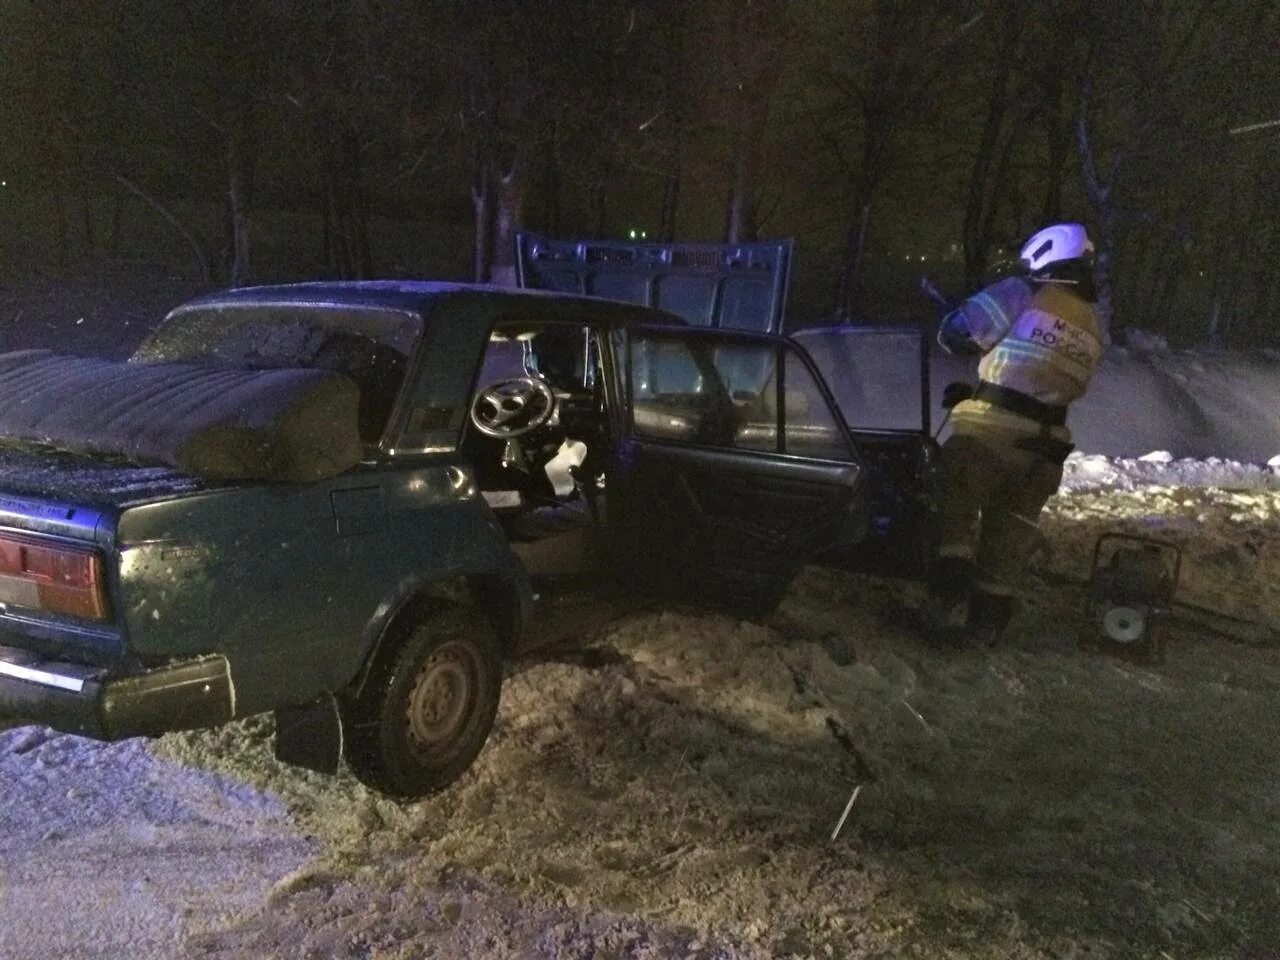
[930,222,1103,642]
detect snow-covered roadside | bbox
[0,731,315,960]
[1063,450,1280,492]
[2,455,1279,959]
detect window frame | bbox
[624,325,857,463]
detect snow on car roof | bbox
[170,281,687,328]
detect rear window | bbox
[133,304,421,445]
[134,304,419,369]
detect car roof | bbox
[168,280,687,330]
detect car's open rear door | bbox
[607,325,868,615]
[791,325,941,579]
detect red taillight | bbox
[0,533,110,621]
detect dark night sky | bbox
[1,0,1277,341]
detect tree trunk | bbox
[592,174,609,239]
[721,0,786,245]
[962,2,1019,290]
[835,146,882,322]
[1041,78,1069,224]
[226,104,255,285]
[346,133,373,278]
[490,158,524,286]
[1092,216,1116,340]
[322,132,372,280]
[1075,79,1117,342]
[109,195,123,257]
[1152,247,1182,335]
[54,188,68,270]
[1129,232,1159,330]
[321,176,335,275]
[542,154,562,237]
[81,192,96,255]
[723,125,760,243]
[658,168,681,243]
[1206,179,1237,345]
[471,155,491,283]
[722,65,778,244]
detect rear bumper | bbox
[0,644,234,739]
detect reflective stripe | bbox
[988,336,1095,384]
[0,657,86,693]
[949,400,1072,442]
[959,278,1031,351]
[974,290,1015,338]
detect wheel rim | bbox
[404,640,481,756]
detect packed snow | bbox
[2,454,1279,959]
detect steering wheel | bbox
[469,377,558,438]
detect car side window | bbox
[782,351,849,460]
[630,335,768,450]
[628,332,851,460]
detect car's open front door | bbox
[608,325,868,615]
[791,325,941,579]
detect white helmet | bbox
[1019,223,1094,273]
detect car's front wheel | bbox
[342,607,502,798]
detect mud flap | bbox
[275,692,343,775]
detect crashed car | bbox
[0,275,939,798]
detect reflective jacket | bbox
[945,280,1103,444]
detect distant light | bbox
[920,255,926,262]
[1,181,6,187]
[629,229,637,239]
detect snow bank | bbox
[1062,451,1280,492]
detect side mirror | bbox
[941,381,975,409]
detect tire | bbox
[341,606,502,798]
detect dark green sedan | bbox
[0,281,935,797]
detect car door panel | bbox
[611,326,868,613]
[611,441,866,612]
[792,326,941,579]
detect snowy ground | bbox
[3,456,1279,960]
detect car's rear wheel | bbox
[342,606,502,798]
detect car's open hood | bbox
[514,232,792,333]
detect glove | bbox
[941,381,975,409]
[936,310,983,356]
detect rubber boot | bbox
[966,588,1015,647]
[922,556,975,640]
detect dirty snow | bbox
[3,455,1280,959]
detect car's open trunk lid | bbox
[515,232,793,333]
